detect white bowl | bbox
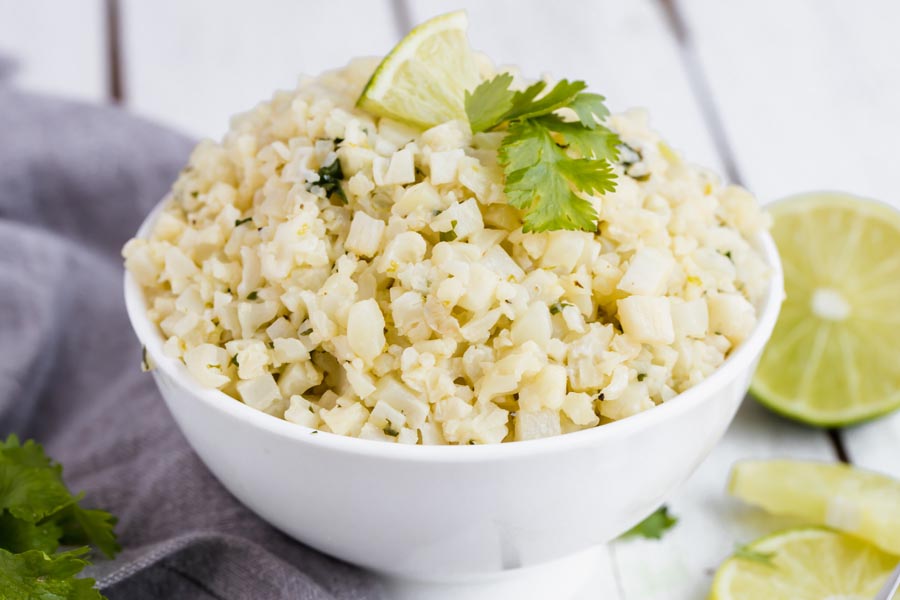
[125,200,783,599]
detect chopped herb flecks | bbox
[140,346,152,372]
[312,158,347,204]
[439,219,459,242]
[235,217,253,227]
[618,142,643,167]
[618,142,651,181]
[382,420,400,437]
[549,302,573,315]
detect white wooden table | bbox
[3,1,898,597]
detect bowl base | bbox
[379,545,609,600]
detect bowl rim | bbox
[125,197,784,463]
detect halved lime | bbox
[729,459,900,555]
[752,192,900,426]
[710,527,899,600]
[357,11,481,128]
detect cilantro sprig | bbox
[620,505,679,540]
[0,436,119,599]
[732,543,776,567]
[465,73,620,232]
[0,548,105,600]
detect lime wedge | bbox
[729,459,900,555]
[751,192,900,426]
[710,527,899,600]
[357,11,481,128]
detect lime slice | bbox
[710,527,899,600]
[729,459,900,555]
[357,11,481,128]
[751,192,900,426]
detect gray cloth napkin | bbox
[0,83,381,599]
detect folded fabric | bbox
[0,81,380,599]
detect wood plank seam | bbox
[609,544,628,599]
[827,429,850,462]
[392,0,413,36]
[105,0,124,103]
[657,0,744,186]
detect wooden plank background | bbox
[1,0,898,596]
[120,0,401,137]
[0,0,108,101]
[678,0,900,482]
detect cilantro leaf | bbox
[465,73,516,133]
[503,79,587,124]
[467,76,588,133]
[0,511,63,554]
[0,436,120,558]
[57,504,121,559]
[621,505,678,540]
[0,547,104,600]
[506,161,598,232]
[0,438,118,599]
[501,122,597,231]
[733,543,776,566]
[464,75,620,232]
[556,158,617,196]
[568,93,610,128]
[0,437,72,522]
[499,119,615,232]
[541,116,620,162]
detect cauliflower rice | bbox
[123,58,770,445]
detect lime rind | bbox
[748,380,900,427]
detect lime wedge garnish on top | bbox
[357,11,481,128]
[709,527,898,600]
[729,459,900,555]
[751,192,900,426]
